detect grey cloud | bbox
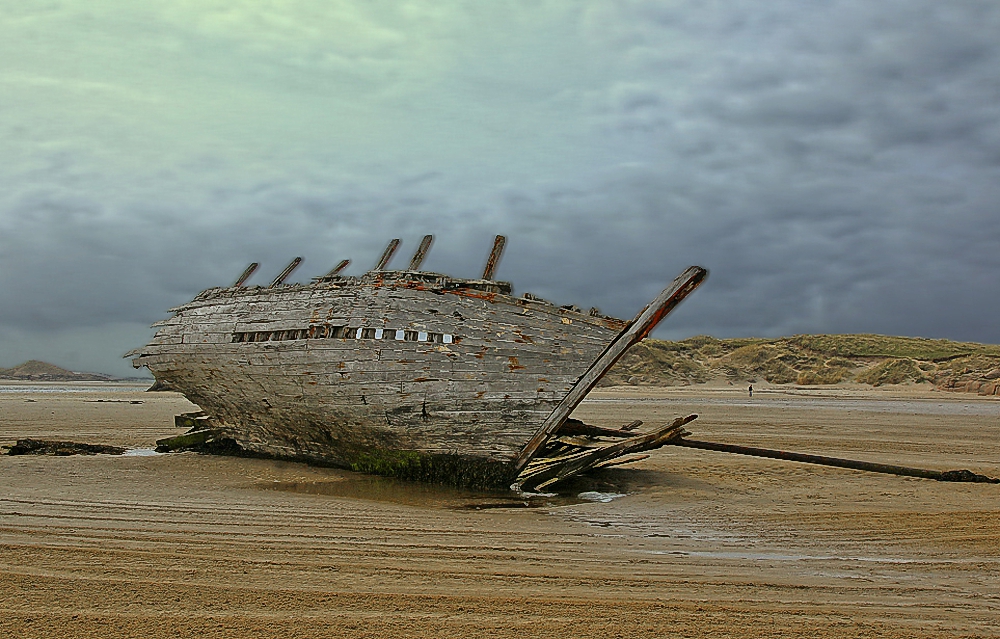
[711,92,858,128]
[2,1,999,378]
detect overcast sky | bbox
[2,1,998,377]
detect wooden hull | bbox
[133,272,624,474]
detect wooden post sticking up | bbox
[324,259,351,278]
[233,263,259,287]
[482,235,506,280]
[374,239,401,271]
[408,235,434,271]
[269,257,302,287]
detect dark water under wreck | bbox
[258,470,630,510]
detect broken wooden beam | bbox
[234,262,258,287]
[517,414,698,491]
[269,257,302,287]
[670,438,1000,483]
[374,239,401,271]
[408,235,434,271]
[324,259,351,278]
[482,235,506,280]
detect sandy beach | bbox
[2,382,999,638]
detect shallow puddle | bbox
[123,448,161,457]
[258,474,629,510]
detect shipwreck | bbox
[130,235,708,491]
[131,235,998,490]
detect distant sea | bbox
[0,381,151,393]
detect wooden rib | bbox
[234,263,259,287]
[269,258,302,287]
[482,235,506,280]
[324,259,351,278]
[408,235,434,271]
[374,239,401,271]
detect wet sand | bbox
[2,382,999,638]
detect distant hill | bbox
[5,335,1000,394]
[602,334,1000,396]
[0,360,114,382]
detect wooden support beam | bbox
[408,235,434,271]
[670,438,1000,483]
[374,239,401,271]
[324,259,351,278]
[511,265,708,475]
[233,263,258,287]
[269,257,302,287]
[482,235,506,280]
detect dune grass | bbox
[604,334,1000,389]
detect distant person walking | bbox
[748,384,753,398]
